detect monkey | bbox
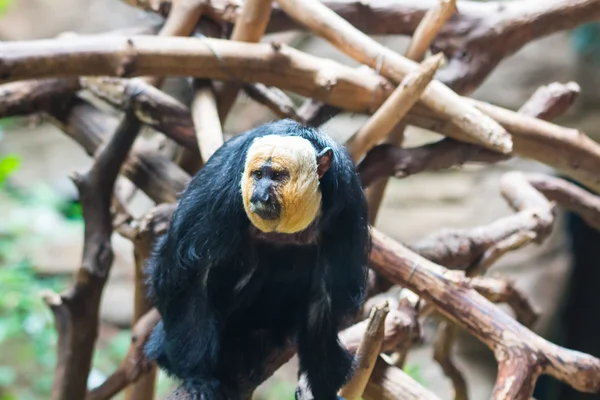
[144,119,371,400]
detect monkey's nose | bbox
[251,190,271,204]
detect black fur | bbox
[144,119,371,400]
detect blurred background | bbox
[1,0,600,399]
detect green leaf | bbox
[0,154,20,185]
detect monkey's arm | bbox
[145,238,224,396]
[297,164,370,399]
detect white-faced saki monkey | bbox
[144,119,371,400]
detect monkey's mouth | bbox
[249,202,281,220]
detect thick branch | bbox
[47,97,188,204]
[433,0,600,93]
[370,229,600,395]
[358,138,507,188]
[128,0,600,93]
[0,36,394,114]
[86,309,161,400]
[215,0,273,123]
[274,0,513,154]
[80,76,199,153]
[346,53,443,162]
[5,41,600,194]
[42,108,141,400]
[243,83,305,123]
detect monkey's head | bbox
[241,135,333,234]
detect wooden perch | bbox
[274,0,513,154]
[86,309,161,400]
[525,173,600,232]
[346,53,443,162]
[88,204,174,400]
[405,0,457,62]
[0,78,80,117]
[339,303,389,400]
[47,97,188,204]
[80,76,199,153]
[191,79,223,164]
[5,41,600,194]
[370,229,600,399]
[365,0,457,223]
[371,228,600,399]
[358,138,507,188]
[137,0,600,94]
[0,36,394,114]
[40,108,142,400]
[243,83,305,123]
[215,0,273,123]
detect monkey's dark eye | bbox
[254,170,263,179]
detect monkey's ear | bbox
[316,147,333,178]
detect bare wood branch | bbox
[339,303,389,400]
[405,0,457,62]
[366,0,456,223]
[87,204,173,400]
[468,275,539,328]
[274,0,513,154]
[5,43,599,196]
[370,228,600,396]
[0,36,394,114]
[215,0,273,124]
[80,76,199,153]
[41,108,142,400]
[297,99,340,127]
[191,79,223,164]
[492,359,541,400]
[465,231,536,278]
[0,78,80,117]
[525,173,600,232]
[46,97,188,204]
[243,83,305,123]
[346,53,444,162]
[363,356,441,400]
[433,321,468,400]
[432,0,600,94]
[358,138,507,188]
[341,304,420,355]
[86,309,161,400]
[518,82,581,120]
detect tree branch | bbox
[41,108,142,400]
[242,83,305,123]
[213,0,273,124]
[370,228,600,396]
[346,53,443,162]
[339,303,389,400]
[274,0,513,154]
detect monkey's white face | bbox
[241,135,322,234]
